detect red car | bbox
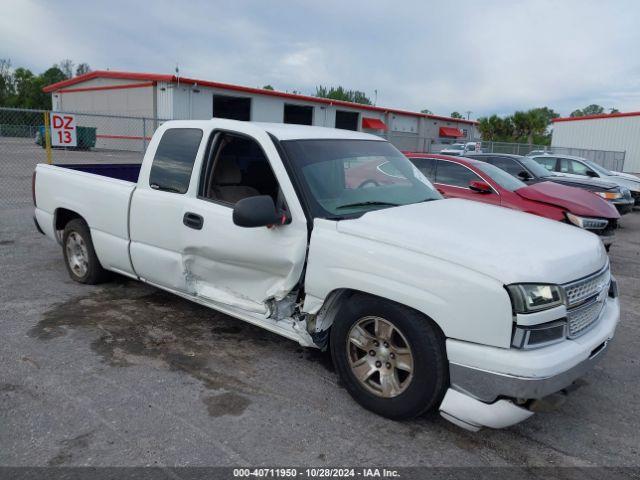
[404,153,620,249]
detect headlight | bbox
[595,191,622,200]
[506,284,564,313]
[511,320,567,349]
[565,212,609,230]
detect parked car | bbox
[440,142,481,156]
[404,153,620,249]
[527,149,550,156]
[529,154,640,207]
[466,153,635,215]
[33,120,620,431]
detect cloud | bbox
[1,0,639,117]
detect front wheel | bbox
[330,294,448,419]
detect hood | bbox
[336,199,608,285]
[608,175,640,192]
[611,171,640,182]
[516,181,620,219]
[546,175,618,191]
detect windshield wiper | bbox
[335,201,400,210]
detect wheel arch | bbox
[308,288,446,348]
[54,208,86,243]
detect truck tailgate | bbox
[34,164,137,277]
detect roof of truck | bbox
[254,122,385,141]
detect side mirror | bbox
[232,195,289,228]
[469,180,492,193]
[517,170,532,180]
[586,170,598,178]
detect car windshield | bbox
[281,139,442,218]
[583,159,613,176]
[520,157,554,178]
[474,162,527,192]
[445,144,465,150]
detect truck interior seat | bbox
[213,156,260,203]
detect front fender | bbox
[304,220,513,349]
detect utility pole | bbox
[465,110,472,120]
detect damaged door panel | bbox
[179,195,308,312]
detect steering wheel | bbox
[357,180,380,189]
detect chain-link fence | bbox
[0,106,631,207]
[479,141,626,171]
[0,106,169,207]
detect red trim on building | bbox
[552,111,640,123]
[57,82,155,94]
[362,117,387,130]
[439,126,464,137]
[43,70,478,125]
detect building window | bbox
[335,110,359,131]
[284,104,313,125]
[213,95,251,121]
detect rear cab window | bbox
[149,128,204,193]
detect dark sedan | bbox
[466,153,635,215]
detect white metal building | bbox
[552,112,640,172]
[43,70,479,152]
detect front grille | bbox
[567,297,606,338]
[563,266,610,338]
[564,267,610,307]
[631,190,640,205]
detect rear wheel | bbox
[330,294,448,419]
[62,219,109,284]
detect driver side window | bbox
[569,160,591,176]
[435,160,482,188]
[200,133,281,206]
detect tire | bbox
[62,219,110,284]
[330,294,448,420]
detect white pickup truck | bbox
[33,119,620,431]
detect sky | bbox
[1,0,639,119]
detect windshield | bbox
[281,139,442,218]
[520,156,554,178]
[584,159,613,176]
[475,162,527,192]
[445,144,464,150]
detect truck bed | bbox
[34,163,139,277]
[58,163,142,183]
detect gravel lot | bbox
[1,141,639,468]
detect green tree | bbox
[316,85,372,105]
[570,104,605,117]
[262,84,274,90]
[75,63,91,76]
[512,109,548,145]
[477,114,515,141]
[450,111,463,119]
[420,108,433,114]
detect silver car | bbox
[530,154,640,207]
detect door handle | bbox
[183,212,204,230]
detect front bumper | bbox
[612,198,635,215]
[439,295,619,431]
